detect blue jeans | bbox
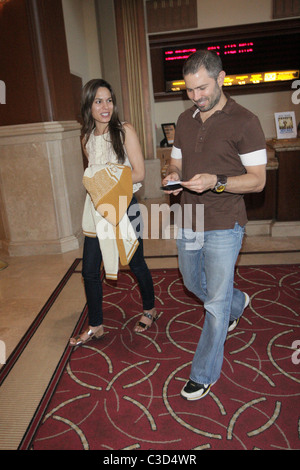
[176,223,245,384]
[82,197,155,327]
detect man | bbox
[162,50,267,400]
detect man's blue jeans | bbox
[176,223,245,385]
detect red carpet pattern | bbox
[30,265,300,450]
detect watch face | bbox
[215,184,226,193]
[213,175,227,193]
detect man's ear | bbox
[217,70,226,87]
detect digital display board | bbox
[167,70,299,91]
[163,33,300,91]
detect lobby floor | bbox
[1,195,300,362]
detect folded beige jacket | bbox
[82,163,139,280]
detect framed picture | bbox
[161,123,176,146]
[274,111,297,139]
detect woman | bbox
[70,79,156,346]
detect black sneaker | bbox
[228,292,250,332]
[180,380,214,401]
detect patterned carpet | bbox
[20,264,300,451]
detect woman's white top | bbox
[86,128,142,193]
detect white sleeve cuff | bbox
[239,149,267,167]
[171,146,182,160]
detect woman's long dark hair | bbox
[81,79,126,164]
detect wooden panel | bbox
[0,0,42,125]
[0,0,75,126]
[276,150,300,221]
[245,170,277,221]
[156,147,172,176]
[27,0,75,122]
[146,0,197,34]
[273,0,300,18]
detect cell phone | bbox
[161,181,182,191]
[161,183,182,191]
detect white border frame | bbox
[274,111,297,139]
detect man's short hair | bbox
[182,49,223,81]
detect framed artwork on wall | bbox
[274,111,297,139]
[161,123,176,146]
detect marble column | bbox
[0,121,86,255]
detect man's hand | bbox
[161,161,183,196]
[181,174,217,193]
[161,172,183,195]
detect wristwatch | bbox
[213,175,227,193]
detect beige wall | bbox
[95,0,124,119]
[196,0,273,28]
[62,0,124,118]
[62,0,102,86]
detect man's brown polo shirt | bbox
[172,96,266,232]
